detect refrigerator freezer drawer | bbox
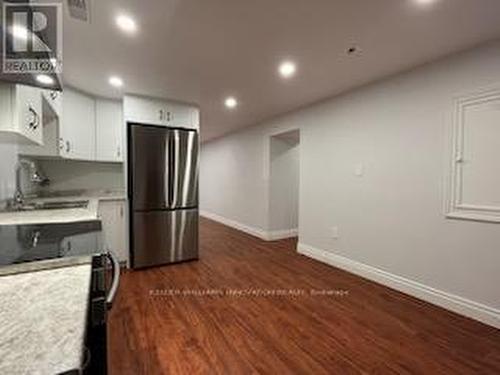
[132,209,198,268]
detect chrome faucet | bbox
[12,159,50,209]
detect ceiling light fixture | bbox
[414,0,436,5]
[224,97,238,109]
[279,61,297,78]
[115,14,137,34]
[108,76,124,88]
[36,74,55,86]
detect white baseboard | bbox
[200,211,268,240]
[297,243,500,329]
[200,211,297,241]
[266,228,298,241]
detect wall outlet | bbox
[331,226,340,239]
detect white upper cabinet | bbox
[124,94,199,130]
[20,87,125,163]
[0,83,43,145]
[60,87,96,161]
[96,99,123,162]
[190,106,200,129]
[169,102,196,128]
[19,92,64,158]
[42,89,62,118]
[123,95,166,126]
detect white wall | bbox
[201,127,270,233]
[38,159,124,192]
[269,136,299,232]
[200,41,500,326]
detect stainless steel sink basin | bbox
[11,200,89,211]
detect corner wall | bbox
[0,144,17,203]
[200,41,500,327]
[269,136,299,233]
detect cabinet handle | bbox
[59,138,64,150]
[159,109,164,121]
[66,140,71,153]
[49,91,58,100]
[120,205,124,217]
[28,106,40,130]
[166,111,171,122]
[32,231,41,248]
[117,146,121,157]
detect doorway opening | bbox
[268,129,300,240]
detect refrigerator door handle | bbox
[171,131,180,208]
[165,134,171,208]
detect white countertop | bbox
[0,190,126,226]
[0,263,92,374]
[0,201,98,226]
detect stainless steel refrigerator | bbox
[128,124,199,268]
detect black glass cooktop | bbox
[0,220,104,266]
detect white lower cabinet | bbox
[61,232,98,257]
[98,200,128,265]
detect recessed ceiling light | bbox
[36,74,55,86]
[279,61,297,78]
[224,97,238,109]
[108,76,124,88]
[115,14,137,34]
[414,0,436,5]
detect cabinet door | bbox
[15,85,43,145]
[123,95,165,126]
[42,89,62,118]
[169,103,193,128]
[96,99,123,162]
[98,200,128,264]
[61,88,96,160]
[18,93,62,158]
[190,107,200,129]
[60,232,98,257]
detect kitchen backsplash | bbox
[36,159,125,193]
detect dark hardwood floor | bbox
[109,217,500,374]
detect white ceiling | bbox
[62,0,500,141]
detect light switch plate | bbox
[331,226,339,239]
[355,163,364,177]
